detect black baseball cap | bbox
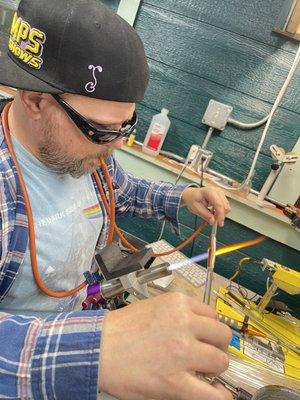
[0,0,149,102]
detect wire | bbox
[157,151,192,241]
[2,103,87,298]
[2,102,267,298]
[228,114,269,130]
[229,257,258,281]
[2,101,207,297]
[227,257,264,303]
[229,257,249,281]
[189,156,204,257]
[212,43,300,193]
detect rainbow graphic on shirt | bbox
[83,204,102,219]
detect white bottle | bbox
[142,108,171,156]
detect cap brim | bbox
[0,40,62,94]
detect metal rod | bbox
[100,263,171,299]
[203,224,217,305]
[202,127,214,149]
[257,167,281,204]
[137,262,171,284]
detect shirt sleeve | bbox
[0,309,107,400]
[113,158,193,234]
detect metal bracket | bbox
[119,272,149,299]
[270,144,299,164]
[187,145,213,173]
[257,144,299,209]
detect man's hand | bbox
[99,292,233,400]
[181,187,231,227]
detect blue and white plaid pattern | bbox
[0,310,105,399]
[0,100,187,399]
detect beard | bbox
[37,120,112,178]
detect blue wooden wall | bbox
[114,0,300,313]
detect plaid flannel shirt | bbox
[0,100,187,399]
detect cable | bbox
[158,124,211,243]
[2,102,267,298]
[158,150,185,163]
[212,44,300,193]
[2,102,207,297]
[229,257,262,281]
[2,103,87,298]
[228,114,269,130]
[157,152,192,241]
[227,257,265,303]
[189,156,204,257]
[229,257,251,281]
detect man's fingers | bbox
[191,202,215,224]
[198,188,230,227]
[209,194,226,226]
[191,316,232,350]
[191,197,225,227]
[190,342,229,375]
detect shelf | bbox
[116,144,300,252]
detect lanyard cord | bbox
[1,102,265,298]
[1,102,206,298]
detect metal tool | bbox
[82,261,172,309]
[203,223,217,305]
[203,376,252,400]
[213,376,252,400]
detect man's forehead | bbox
[64,93,134,109]
[62,93,136,124]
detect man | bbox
[0,1,232,399]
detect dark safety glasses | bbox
[52,94,137,144]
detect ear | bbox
[18,91,44,121]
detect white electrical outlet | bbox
[269,137,300,204]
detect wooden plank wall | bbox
[114,1,300,313]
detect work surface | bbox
[99,255,300,400]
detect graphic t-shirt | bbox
[0,135,103,316]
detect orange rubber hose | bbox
[2,103,87,298]
[2,102,267,298]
